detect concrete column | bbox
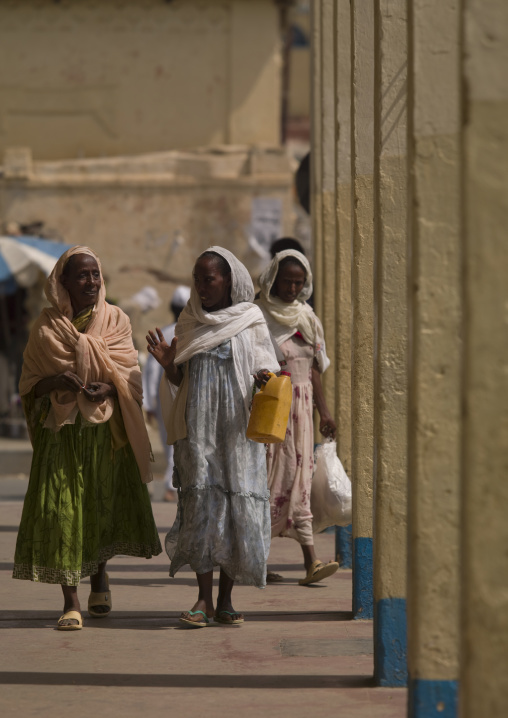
[460,2,508,716]
[318,0,337,416]
[350,0,375,619]
[333,0,353,569]
[372,0,408,687]
[310,0,323,317]
[407,1,461,714]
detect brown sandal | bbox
[299,560,339,586]
[266,572,284,583]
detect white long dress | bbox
[165,339,273,588]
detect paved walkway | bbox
[0,439,406,718]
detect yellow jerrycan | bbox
[246,371,292,443]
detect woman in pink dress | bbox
[256,249,339,585]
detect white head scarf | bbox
[257,249,330,373]
[160,246,279,444]
[174,245,262,365]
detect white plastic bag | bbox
[311,440,352,533]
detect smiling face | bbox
[273,260,307,303]
[60,253,102,315]
[193,254,232,312]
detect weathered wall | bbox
[0,146,292,348]
[0,0,281,160]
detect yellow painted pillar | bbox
[407,0,461,714]
[334,0,352,476]
[351,0,375,619]
[318,0,337,417]
[310,0,323,319]
[460,1,508,715]
[372,0,408,686]
[333,0,353,569]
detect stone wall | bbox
[0,0,281,160]
[0,145,293,349]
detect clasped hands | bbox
[51,372,115,403]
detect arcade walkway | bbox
[0,470,405,718]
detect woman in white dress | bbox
[146,247,279,627]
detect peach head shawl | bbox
[19,245,152,483]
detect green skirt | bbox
[13,409,162,586]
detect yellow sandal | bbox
[57,610,83,631]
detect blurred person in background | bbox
[12,246,161,630]
[142,285,190,501]
[269,236,306,259]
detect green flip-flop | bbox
[214,610,244,625]
[179,609,210,628]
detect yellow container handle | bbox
[259,371,276,391]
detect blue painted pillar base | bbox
[335,524,352,568]
[374,598,407,686]
[353,537,373,619]
[408,679,458,718]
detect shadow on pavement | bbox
[0,609,352,626]
[0,671,373,689]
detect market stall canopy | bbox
[0,236,73,295]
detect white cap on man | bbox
[172,285,191,308]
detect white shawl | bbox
[257,249,330,373]
[160,246,279,444]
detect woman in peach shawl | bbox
[12,246,161,631]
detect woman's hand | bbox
[146,329,182,386]
[319,414,337,440]
[57,371,85,393]
[34,371,84,398]
[253,369,272,388]
[311,361,336,440]
[83,382,116,404]
[146,328,175,369]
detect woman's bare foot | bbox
[215,569,243,624]
[180,570,215,626]
[214,601,244,625]
[89,562,111,616]
[301,544,318,572]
